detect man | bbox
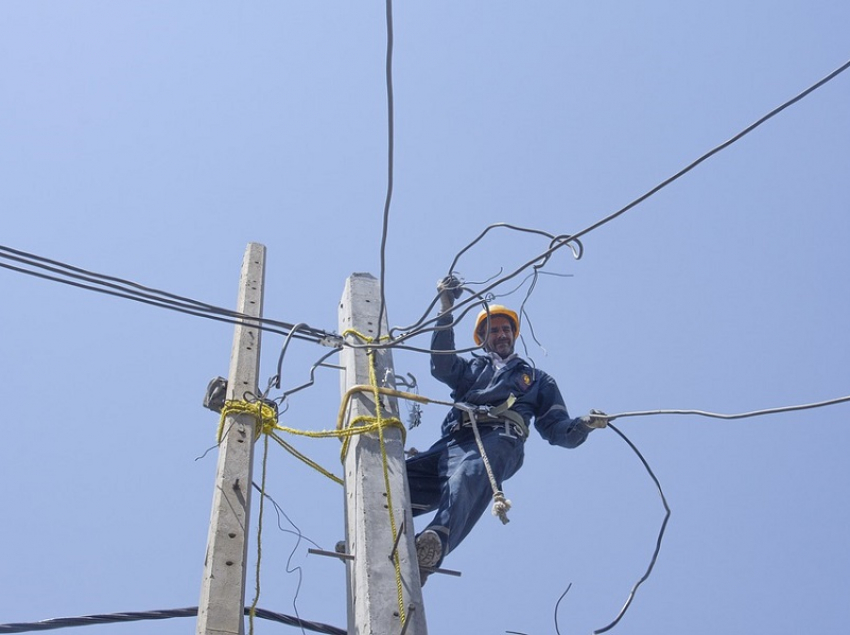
[406,277,607,581]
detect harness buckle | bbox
[454,401,528,440]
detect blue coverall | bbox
[406,314,595,564]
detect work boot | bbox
[415,529,442,586]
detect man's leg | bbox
[424,430,524,563]
[406,435,450,515]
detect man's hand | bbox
[581,409,609,429]
[437,274,463,313]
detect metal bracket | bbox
[308,547,354,562]
[388,519,406,562]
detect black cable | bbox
[567,56,850,248]
[278,348,341,402]
[446,223,582,277]
[0,607,345,635]
[252,482,316,635]
[593,423,671,634]
[0,246,333,344]
[0,244,223,311]
[376,0,395,344]
[404,57,850,344]
[272,322,312,390]
[553,582,573,635]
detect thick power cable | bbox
[402,56,850,339]
[0,245,332,344]
[592,423,670,635]
[0,607,345,635]
[567,56,850,247]
[376,0,395,344]
[608,394,850,422]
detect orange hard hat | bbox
[473,305,520,345]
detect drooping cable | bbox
[592,423,671,634]
[251,482,314,635]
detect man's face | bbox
[483,315,516,359]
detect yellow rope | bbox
[268,432,343,485]
[216,400,274,635]
[214,329,452,623]
[248,433,271,635]
[367,349,406,624]
[340,328,406,624]
[216,399,279,443]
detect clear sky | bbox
[2,2,849,635]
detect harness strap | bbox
[456,394,530,439]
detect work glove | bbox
[580,409,609,429]
[437,274,463,313]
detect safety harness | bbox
[453,395,527,524]
[454,394,529,440]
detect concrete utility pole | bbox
[197,243,266,635]
[339,273,427,635]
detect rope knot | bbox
[492,491,512,524]
[217,399,279,443]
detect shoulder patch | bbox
[513,370,535,393]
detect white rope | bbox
[460,405,512,524]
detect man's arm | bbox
[532,373,595,448]
[429,276,471,390]
[430,313,469,389]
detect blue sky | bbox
[2,2,849,634]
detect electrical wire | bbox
[253,484,323,550]
[0,607,345,635]
[6,56,850,358]
[586,393,850,632]
[553,582,573,635]
[0,244,333,344]
[592,423,671,635]
[387,57,850,350]
[271,322,313,390]
[278,348,342,402]
[565,56,850,249]
[608,394,850,422]
[446,223,583,276]
[375,0,395,344]
[252,482,318,635]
